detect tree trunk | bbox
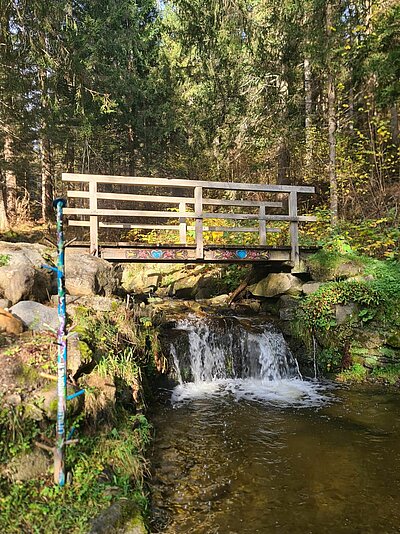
[326,0,338,226]
[391,105,399,146]
[41,136,53,221]
[3,133,17,222]
[304,56,313,173]
[0,182,9,231]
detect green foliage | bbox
[300,280,382,331]
[222,265,251,292]
[0,255,10,267]
[337,363,368,383]
[0,411,150,533]
[298,250,400,378]
[371,364,400,385]
[0,403,40,463]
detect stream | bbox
[150,315,400,533]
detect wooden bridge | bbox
[63,173,317,267]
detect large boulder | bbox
[10,301,58,332]
[65,254,118,297]
[0,242,54,305]
[248,273,303,298]
[0,308,24,335]
[306,253,364,282]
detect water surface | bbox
[150,384,400,533]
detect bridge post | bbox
[289,191,299,266]
[89,179,98,255]
[194,186,203,259]
[259,205,267,245]
[179,201,187,244]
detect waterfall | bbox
[169,314,328,406]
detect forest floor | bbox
[0,222,56,244]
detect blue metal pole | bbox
[53,198,67,486]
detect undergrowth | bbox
[0,411,151,534]
[296,247,400,375]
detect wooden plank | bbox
[68,190,194,204]
[62,173,315,193]
[202,199,283,208]
[194,186,203,259]
[64,207,316,222]
[289,191,299,266]
[259,205,267,246]
[69,220,280,233]
[89,180,98,255]
[179,201,187,244]
[202,212,317,222]
[68,221,181,230]
[63,208,195,218]
[67,190,283,208]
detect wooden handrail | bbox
[62,173,316,264]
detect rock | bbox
[279,295,300,321]
[387,332,400,349]
[89,501,146,534]
[4,449,51,482]
[10,301,58,332]
[279,308,297,320]
[38,384,83,420]
[307,253,364,282]
[248,273,303,298]
[231,299,261,314]
[3,393,22,406]
[0,308,24,335]
[70,295,120,312]
[84,373,116,420]
[207,294,230,305]
[335,303,359,325]
[302,282,323,295]
[65,254,118,297]
[170,273,203,299]
[0,298,11,309]
[0,242,54,305]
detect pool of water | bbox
[150,383,400,533]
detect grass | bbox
[0,411,151,534]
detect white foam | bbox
[171,378,331,408]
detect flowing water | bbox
[150,315,400,533]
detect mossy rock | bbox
[387,332,400,349]
[306,251,364,282]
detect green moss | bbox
[15,364,40,385]
[0,254,10,267]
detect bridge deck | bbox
[67,242,319,265]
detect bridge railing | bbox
[62,173,316,264]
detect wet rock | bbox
[248,273,303,298]
[231,299,261,314]
[4,449,52,482]
[10,301,58,332]
[65,254,118,297]
[89,500,146,534]
[387,332,400,349]
[0,308,24,335]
